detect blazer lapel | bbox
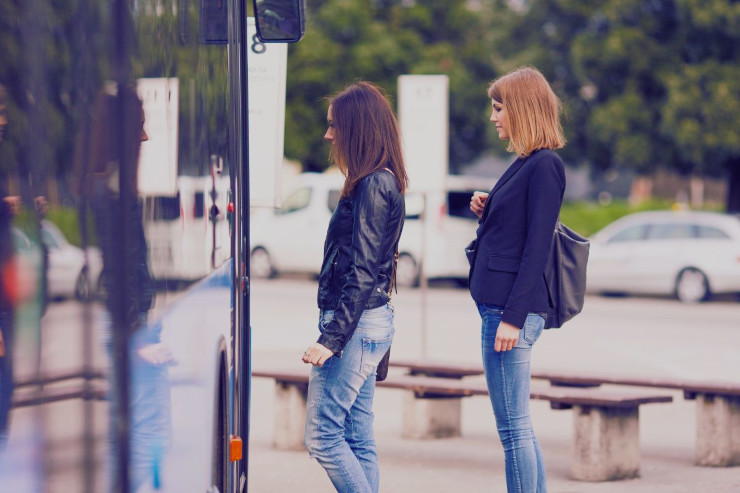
[479,155,529,223]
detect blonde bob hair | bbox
[488,66,566,157]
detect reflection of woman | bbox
[0,83,15,446]
[77,85,162,489]
[468,67,566,493]
[83,85,154,329]
[0,192,14,448]
[302,82,407,493]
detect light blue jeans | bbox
[477,302,547,493]
[304,304,394,493]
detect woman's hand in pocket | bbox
[494,322,520,352]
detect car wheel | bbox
[74,268,91,301]
[395,253,419,288]
[675,268,710,303]
[250,247,275,279]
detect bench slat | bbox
[387,358,740,398]
[253,368,672,408]
[532,370,740,397]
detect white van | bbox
[398,174,495,286]
[145,175,232,281]
[249,172,495,287]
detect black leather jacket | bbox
[316,170,405,355]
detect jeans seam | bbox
[500,351,523,493]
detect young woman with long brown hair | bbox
[301,81,408,493]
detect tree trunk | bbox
[727,160,740,213]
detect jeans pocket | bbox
[520,313,545,347]
[360,335,393,377]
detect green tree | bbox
[486,0,740,209]
[660,0,740,210]
[285,0,492,172]
[0,0,108,202]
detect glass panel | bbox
[280,186,311,213]
[648,223,694,240]
[607,224,649,243]
[1,1,234,490]
[327,189,341,213]
[447,191,479,220]
[696,225,730,239]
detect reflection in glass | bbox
[254,0,305,42]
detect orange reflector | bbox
[230,435,243,462]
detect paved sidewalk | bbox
[246,357,740,493]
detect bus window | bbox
[0,1,306,492]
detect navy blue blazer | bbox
[468,149,566,329]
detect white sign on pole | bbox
[248,17,288,207]
[398,75,449,193]
[137,78,179,196]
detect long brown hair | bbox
[328,81,408,197]
[488,67,566,157]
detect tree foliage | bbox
[285,0,493,172]
[2,0,740,208]
[484,0,740,185]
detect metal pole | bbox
[228,1,251,490]
[419,192,428,358]
[112,1,133,490]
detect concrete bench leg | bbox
[273,382,308,450]
[401,393,461,439]
[571,405,640,481]
[695,394,740,467]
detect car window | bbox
[194,192,205,218]
[152,194,181,220]
[327,189,341,213]
[280,186,311,214]
[447,191,478,220]
[696,225,730,239]
[404,192,423,220]
[606,224,649,243]
[648,223,694,240]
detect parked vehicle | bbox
[40,220,103,301]
[586,210,740,302]
[145,175,231,282]
[400,174,494,286]
[249,172,494,286]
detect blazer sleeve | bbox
[502,154,565,328]
[317,175,390,355]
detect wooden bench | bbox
[253,367,673,481]
[390,358,740,468]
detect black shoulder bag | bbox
[543,222,590,329]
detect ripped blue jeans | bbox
[304,304,394,493]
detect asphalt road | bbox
[250,277,740,382]
[248,277,740,493]
[4,279,739,492]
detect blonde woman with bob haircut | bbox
[468,66,566,493]
[302,81,408,493]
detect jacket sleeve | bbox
[502,154,565,328]
[317,175,390,355]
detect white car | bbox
[249,172,494,287]
[586,210,740,302]
[41,220,103,301]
